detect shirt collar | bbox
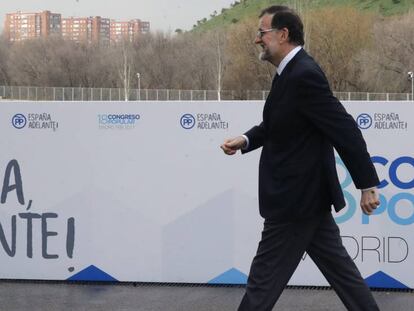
[276,46,302,76]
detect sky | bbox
[0,0,235,32]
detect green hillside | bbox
[191,0,414,32]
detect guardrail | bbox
[0,85,412,101]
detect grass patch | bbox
[191,0,414,32]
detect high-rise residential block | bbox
[4,11,61,42]
[110,19,150,43]
[62,16,110,44]
[3,11,150,44]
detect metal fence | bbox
[0,85,412,101]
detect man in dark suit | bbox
[221,6,381,311]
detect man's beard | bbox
[259,48,270,61]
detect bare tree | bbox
[290,0,311,51]
[222,16,275,97]
[216,32,224,100]
[0,36,11,85]
[1,8,413,96]
[307,7,374,91]
[114,41,134,100]
[357,11,414,93]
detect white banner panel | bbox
[0,101,412,289]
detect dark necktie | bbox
[271,73,280,89]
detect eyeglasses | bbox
[256,28,278,38]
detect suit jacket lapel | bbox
[262,73,279,125]
[272,49,308,100]
[262,49,309,126]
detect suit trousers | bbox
[238,212,380,311]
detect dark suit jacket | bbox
[243,49,379,221]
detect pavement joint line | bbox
[0,279,412,293]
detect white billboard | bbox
[0,101,412,289]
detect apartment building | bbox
[61,16,110,44]
[93,16,110,45]
[4,10,61,42]
[110,19,150,43]
[4,11,150,44]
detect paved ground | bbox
[0,281,412,310]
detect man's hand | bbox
[220,136,247,155]
[360,188,380,215]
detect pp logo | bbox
[180,114,195,129]
[356,113,372,129]
[12,114,27,129]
